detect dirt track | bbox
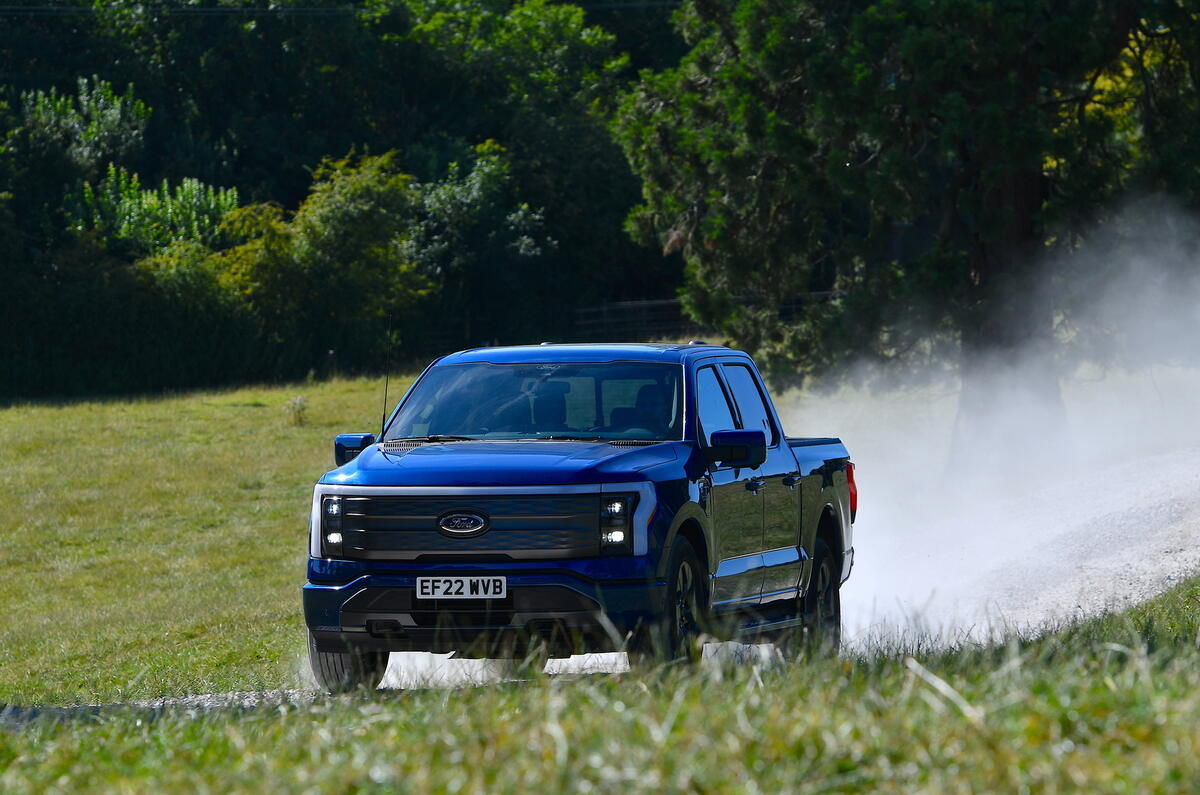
[841,445,1200,646]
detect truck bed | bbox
[787,437,843,448]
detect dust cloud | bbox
[779,199,1200,647]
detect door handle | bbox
[782,475,801,489]
[745,478,765,494]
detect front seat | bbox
[611,383,669,433]
[633,383,670,431]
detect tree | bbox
[0,0,695,399]
[214,152,431,375]
[5,76,150,241]
[398,142,555,347]
[406,0,681,316]
[615,0,1200,463]
[213,147,553,367]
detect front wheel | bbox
[308,632,389,693]
[628,536,707,666]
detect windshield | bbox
[384,362,684,442]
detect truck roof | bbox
[438,342,740,365]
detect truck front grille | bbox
[337,494,601,561]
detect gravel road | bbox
[841,444,1200,646]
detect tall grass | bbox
[2,584,1200,791]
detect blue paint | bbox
[322,440,683,487]
[303,343,855,654]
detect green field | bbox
[0,376,412,705]
[2,379,1199,791]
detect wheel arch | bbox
[816,504,843,565]
[801,503,844,596]
[662,501,711,579]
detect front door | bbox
[721,362,803,605]
[696,365,765,609]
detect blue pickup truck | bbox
[304,343,856,690]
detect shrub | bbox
[69,163,239,255]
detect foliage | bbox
[68,163,239,255]
[399,142,555,344]
[284,395,309,426]
[16,75,149,181]
[2,75,151,253]
[212,152,427,375]
[406,0,627,108]
[0,0,686,400]
[405,0,680,313]
[615,1,1200,388]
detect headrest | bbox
[636,383,666,408]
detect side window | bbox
[722,364,778,445]
[696,366,737,445]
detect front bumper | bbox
[304,558,666,657]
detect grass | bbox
[2,376,1200,791]
[1,582,1199,791]
[0,375,411,705]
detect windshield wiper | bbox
[533,435,607,442]
[390,434,479,442]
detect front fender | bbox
[659,488,711,579]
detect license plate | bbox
[416,576,507,600]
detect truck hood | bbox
[320,440,681,487]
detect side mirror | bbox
[334,433,375,466]
[705,429,767,469]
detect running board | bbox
[735,615,805,635]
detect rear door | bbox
[696,364,765,610]
[721,361,804,606]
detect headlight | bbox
[600,494,636,556]
[321,496,344,557]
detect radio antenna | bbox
[380,314,394,437]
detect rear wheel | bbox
[628,536,707,666]
[800,539,842,655]
[308,632,389,693]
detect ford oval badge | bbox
[437,512,489,537]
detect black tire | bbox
[308,632,389,693]
[800,539,842,656]
[628,535,708,665]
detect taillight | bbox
[846,462,858,523]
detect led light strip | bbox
[309,482,656,557]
